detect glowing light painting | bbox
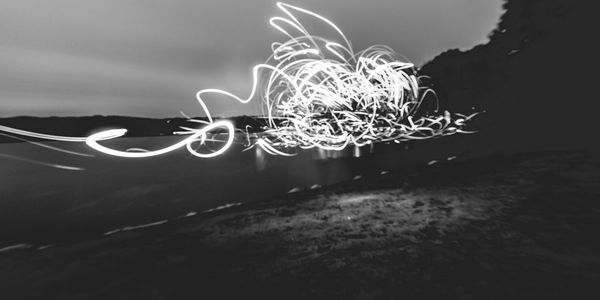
[1,2,476,160]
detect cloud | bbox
[0,0,503,117]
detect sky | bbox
[0,0,504,118]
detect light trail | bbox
[0,133,93,157]
[85,120,234,158]
[0,153,85,171]
[194,2,477,152]
[0,125,101,143]
[0,2,476,161]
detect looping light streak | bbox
[0,2,476,162]
[85,120,234,158]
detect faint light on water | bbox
[353,146,360,158]
[255,145,268,171]
[352,143,375,158]
[254,141,377,169]
[313,143,375,160]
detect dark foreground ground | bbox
[1,151,599,299]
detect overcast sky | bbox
[0,0,504,118]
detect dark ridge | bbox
[420,0,599,152]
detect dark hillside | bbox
[421,0,599,153]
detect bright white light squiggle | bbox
[85,120,234,158]
[194,2,477,153]
[0,2,476,161]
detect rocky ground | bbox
[1,151,599,299]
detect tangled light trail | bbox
[0,2,476,161]
[85,120,234,158]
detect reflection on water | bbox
[255,142,376,170]
[254,144,268,171]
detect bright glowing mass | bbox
[1,2,476,159]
